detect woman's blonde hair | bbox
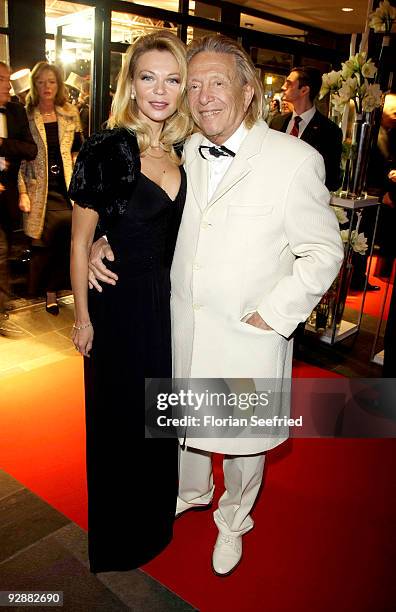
[26,62,68,112]
[186,35,263,128]
[108,30,192,162]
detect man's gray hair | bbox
[187,35,263,127]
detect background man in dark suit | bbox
[271,66,343,192]
[0,61,37,337]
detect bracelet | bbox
[73,322,92,330]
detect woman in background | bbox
[18,62,83,314]
[69,31,192,573]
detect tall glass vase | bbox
[376,35,393,91]
[329,93,343,128]
[347,114,372,199]
[334,260,354,326]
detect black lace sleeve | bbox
[69,127,141,226]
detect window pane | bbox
[186,25,219,44]
[110,51,123,96]
[111,12,178,44]
[120,0,179,10]
[251,48,293,74]
[0,0,7,28]
[0,33,8,63]
[45,1,94,136]
[262,73,285,97]
[189,2,221,21]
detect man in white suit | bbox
[88,35,344,576]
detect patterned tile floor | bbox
[0,295,77,379]
[0,471,196,612]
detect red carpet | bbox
[346,256,394,320]
[0,357,88,528]
[1,357,395,611]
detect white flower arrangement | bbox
[369,0,396,34]
[333,207,368,255]
[340,229,368,254]
[319,52,382,115]
[333,206,348,225]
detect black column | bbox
[221,3,240,30]
[91,0,111,132]
[8,0,46,70]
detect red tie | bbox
[290,115,302,137]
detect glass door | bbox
[45,0,94,137]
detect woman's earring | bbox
[131,92,136,100]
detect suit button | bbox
[193,304,202,310]
[193,263,201,270]
[201,221,211,229]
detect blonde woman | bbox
[18,62,83,313]
[69,31,192,573]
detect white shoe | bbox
[212,533,242,576]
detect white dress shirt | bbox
[203,122,249,201]
[286,106,316,138]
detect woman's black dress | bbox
[83,166,186,572]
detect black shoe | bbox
[46,297,59,316]
[366,283,380,292]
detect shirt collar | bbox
[292,106,316,124]
[202,121,249,158]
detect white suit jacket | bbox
[170,120,344,454]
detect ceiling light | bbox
[342,7,354,11]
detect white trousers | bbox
[177,446,265,537]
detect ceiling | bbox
[228,0,371,34]
[132,0,372,34]
[45,0,374,35]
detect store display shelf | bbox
[305,319,358,344]
[371,350,384,366]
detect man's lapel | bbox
[300,110,318,146]
[207,156,251,209]
[207,121,267,210]
[186,133,209,212]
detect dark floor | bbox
[0,471,197,612]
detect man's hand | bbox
[245,311,273,331]
[19,193,31,212]
[88,237,118,292]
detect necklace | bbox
[40,110,55,116]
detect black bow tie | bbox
[0,107,6,114]
[199,145,235,160]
